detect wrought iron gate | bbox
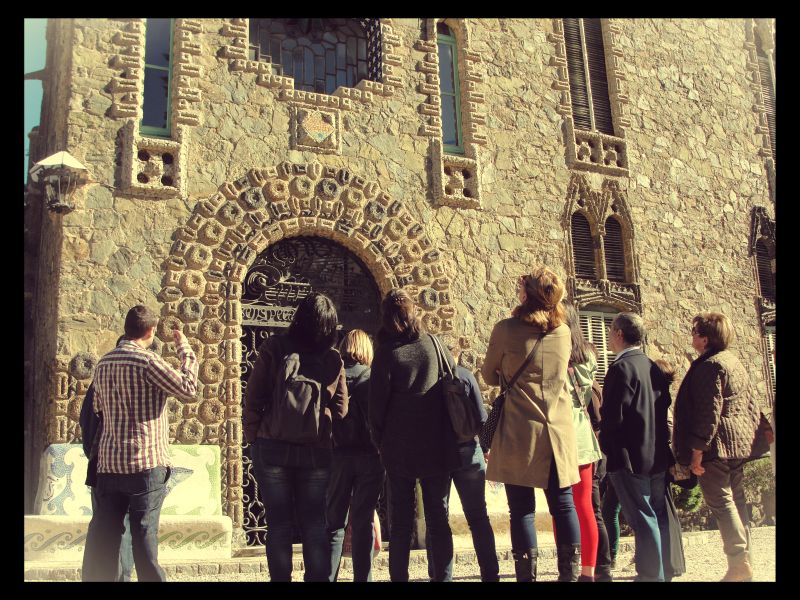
[239,236,384,546]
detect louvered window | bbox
[604,217,626,283]
[141,19,173,137]
[579,310,617,387]
[437,23,464,154]
[571,212,597,280]
[756,240,775,302]
[765,327,776,398]
[563,18,615,136]
[756,43,776,162]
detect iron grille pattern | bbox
[756,45,776,162]
[755,240,775,302]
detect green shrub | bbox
[671,482,704,513]
[743,457,774,503]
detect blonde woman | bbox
[481,266,581,582]
[327,329,385,582]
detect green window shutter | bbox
[563,18,593,131]
[583,19,615,136]
[765,327,776,398]
[579,310,617,387]
[756,240,775,301]
[604,216,626,283]
[141,18,173,138]
[438,28,463,155]
[571,212,597,280]
[756,45,776,162]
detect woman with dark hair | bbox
[481,266,581,582]
[561,301,605,581]
[243,292,349,582]
[369,288,460,582]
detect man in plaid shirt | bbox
[82,305,198,582]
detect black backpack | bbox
[332,367,373,449]
[430,334,482,444]
[267,340,327,444]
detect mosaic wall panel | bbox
[154,160,455,529]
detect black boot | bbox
[512,548,538,582]
[556,544,581,582]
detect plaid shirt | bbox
[93,339,198,474]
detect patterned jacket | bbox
[672,349,762,464]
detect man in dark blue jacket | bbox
[599,313,671,582]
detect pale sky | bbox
[24,18,47,182]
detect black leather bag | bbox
[430,334,482,444]
[479,333,545,450]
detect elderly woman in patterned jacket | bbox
[672,312,773,582]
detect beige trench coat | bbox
[481,318,579,489]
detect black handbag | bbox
[430,334,482,443]
[479,333,545,450]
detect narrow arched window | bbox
[563,18,614,135]
[765,326,776,398]
[756,240,775,302]
[437,22,463,154]
[579,308,617,387]
[248,19,368,95]
[571,212,597,280]
[756,37,776,161]
[604,216,626,283]
[141,19,173,137]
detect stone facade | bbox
[25,19,776,534]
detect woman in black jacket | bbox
[327,329,385,582]
[369,289,460,582]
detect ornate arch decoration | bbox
[414,18,486,208]
[563,173,641,312]
[749,206,776,328]
[154,160,455,529]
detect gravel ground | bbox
[165,526,775,582]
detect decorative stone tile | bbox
[290,106,341,155]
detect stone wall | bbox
[27,18,775,523]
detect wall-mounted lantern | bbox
[28,151,88,215]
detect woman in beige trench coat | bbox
[481,266,582,582]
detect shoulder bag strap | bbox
[503,333,546,393]
[429,334,454,378]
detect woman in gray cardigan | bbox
[672,311,772,582]
[368,288,459,582]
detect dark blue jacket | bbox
[455,365,489,453]
[599,349,672,476]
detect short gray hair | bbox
[612,312,646,345]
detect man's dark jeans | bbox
[505,460,581,552]
[327,451,386,581]
[592,458,612,573]
[426,442,499,581]
[82,466,170,582]
[609,470,670,582]
[387,470,453,582]
[251,440,330,582]
[85,488,135,581]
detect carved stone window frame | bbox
[549,19,630,177]
[562,173,640,312]
[218,19,401,112]
[415,19,486,209]
[744,18,776,203]
[749,206,776,329]
[109,19,204,199]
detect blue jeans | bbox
[86,488,134,581]
[252,441,331,582]
[505,460,581,552]
[387,470,453,582]
[327,452,386,581]
[82,466,170,582]
[609,470,670,582]
[426,443,499,581]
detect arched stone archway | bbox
[156,160,455,533]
